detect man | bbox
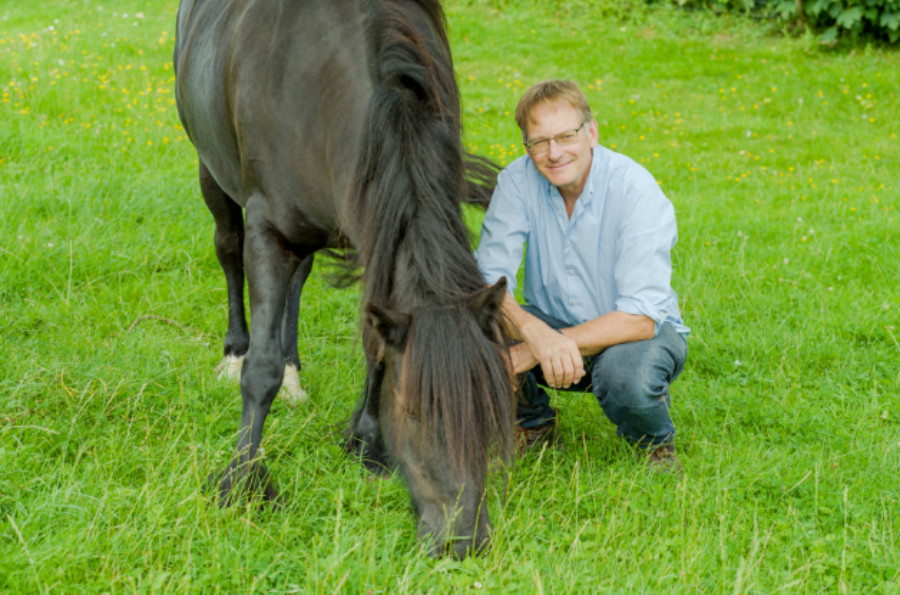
[474,79,689,472]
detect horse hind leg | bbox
[214,255,315,408]
[200,161,310,407]
[199,161,249,380]
[278,254,313,407]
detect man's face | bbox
[524,99,598,201]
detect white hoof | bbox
[215,354,244,381]
[278,364,308,407]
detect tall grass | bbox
[1,0,897,592]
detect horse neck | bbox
[351,0,484,310]
[371,208,483,310]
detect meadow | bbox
[1,0,897,592]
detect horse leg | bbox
[210,200,300,505]
[199,161,249,381]
[278,254,313,407]
[345,359,391,476]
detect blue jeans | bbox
[516,306,688,449]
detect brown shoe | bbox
[645,444,683,475]
[515,422,559,455]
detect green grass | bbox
[1,0,898,592]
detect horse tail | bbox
[463,152,501,208]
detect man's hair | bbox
[514,79,593,138]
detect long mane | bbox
[350,0,489,306]
[349,0,512,471]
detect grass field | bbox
[1,0,898,592]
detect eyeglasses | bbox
[523,122,586,155]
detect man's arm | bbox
[503,293,654,389]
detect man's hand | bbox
[512,323,585,389]
[530,325,585,388]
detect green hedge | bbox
[672,0,900,45]
[772,0,900,44]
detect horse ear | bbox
[365,304,411,351]
[467,277,507,331]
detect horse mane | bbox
[344,0,497,305]
[347,0,512,472]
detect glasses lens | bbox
[556,131,579,145]
[528,139,550,154]
[526,124,583,154]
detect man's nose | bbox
[546,138,564,160]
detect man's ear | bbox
[587,118,599,148]
[467,277,507,333]
[365,303,411,360]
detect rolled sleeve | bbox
[613,185,678,328]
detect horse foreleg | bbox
[345,360,391,476]
[210,205,298,506]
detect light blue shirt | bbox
[475,145,689,335]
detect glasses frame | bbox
[523,122,587,155]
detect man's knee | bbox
[593,361,667,409]
[591,336,683,406]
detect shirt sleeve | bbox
[474,166,529,295]
[613,182,679,329]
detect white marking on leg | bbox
[278,363,308,407]
[214,354,244,381]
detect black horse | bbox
[174,0,514,558]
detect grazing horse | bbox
[174,0,514,558]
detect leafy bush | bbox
[771,0,900,44]
[666,0,900,44]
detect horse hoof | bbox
[278,364,308,407]
[215,354,244,381]
[205,463,278,507]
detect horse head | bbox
[365,279,513,558]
